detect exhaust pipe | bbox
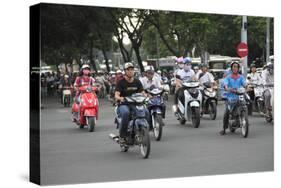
[109,133,119,143]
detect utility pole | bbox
[266,17,270,64]
[241,16,248,77]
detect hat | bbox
[124,62,134,69]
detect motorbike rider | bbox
[261,62,274,117]
[140,66,163,90]
[115,62,150,144]
[59,74,73,103]
[247,63,261,102]
[194,66,202,79]
[173,57,196,114]
[74,64,96,103]
[115,69,124,83]
[198,64,216,113]
[220,61,247,135]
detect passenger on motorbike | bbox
[261,62,274,117]
[173,57,197,113]
[220,61,247,135]
[114,62,150,144]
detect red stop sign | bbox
[236,42,248,57]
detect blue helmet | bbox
[183,57,192,64]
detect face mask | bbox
[183,64,191,71]
[178,64,184,69]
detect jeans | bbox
[117,105,150,138]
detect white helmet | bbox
[157,70,162,74]
[116,69,122,74]
[144,65,154,72]
[81,64,90,70]
[124,62,134,69]
[64,74,69,78]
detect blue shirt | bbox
[224,74,246,101]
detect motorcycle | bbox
[71,85,99,132]
[109,84,116,105]
[223,87,249,138]
[263,84,274,123]
[170,78,176,94]
[247,84,265,115]
[146,87,166,141]
[62,86,72,107]
[173,81,202,128]
[200,82,218,120]
[109,93,151,159]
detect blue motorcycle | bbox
[110,93,151,159]
[147,87,166,141]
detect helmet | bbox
[144,65,154,72]
[266,62,273,70]
[124,62,134,69]
[175,57,184,63]
[230,61,240,70]
[109,71,116,74]
[116,70,122,74]
[250,64,256,68]
[194,66,199,70]
[183,57,192,64]
[81,64,90,70]
[157,70,162,74]
[200,64,208,68]
[64,74,69,78]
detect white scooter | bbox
[173,81,202,128]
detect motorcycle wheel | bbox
[241,111,249,138]
[265,115,273,123]
[86,117,96,132]
[153,114,163,141]
[139,126,150,159]
[192,108,200,128]
[79,125,84,129]
[179,118,186,125]
[64,97,67,107]
[209,102,217,120]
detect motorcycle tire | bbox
[153,114,163,141]
[192,108,200,128]
[210,102,217,120]
[139,126,150,159]
[241,110,249,138]
[86,117,96,132]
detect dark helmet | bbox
[250,64,256,68]
[230,61,240,70]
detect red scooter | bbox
[72,85,99,132]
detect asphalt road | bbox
[40,96,273,185]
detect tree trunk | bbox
[89,39,97,72]
[102,48,111,72]
[133,45,144,72]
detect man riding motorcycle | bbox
[173,57,196,114]
[261,62,274,118]
[140,66,163,90]
[59,74,73,104]
[220,61,247,135]
[115,62,150,144]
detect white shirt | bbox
[261,70,274,85]
[247,72,261,85]
[140,75,162,90]
[176,69,195,82]
[198,72,215,85]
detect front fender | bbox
[134,118,149,129]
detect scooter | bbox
[72,85,99,132]
[200,82,217,120]
[162,77,170,101]
[146,87,166,141]
[62,86,72,107]
[247,84,265,115]
[109,93,151,159]
[173,81,202,128]
[223,88,249,138]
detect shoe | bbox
[119,137,127,145]
[219,129,226,135]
